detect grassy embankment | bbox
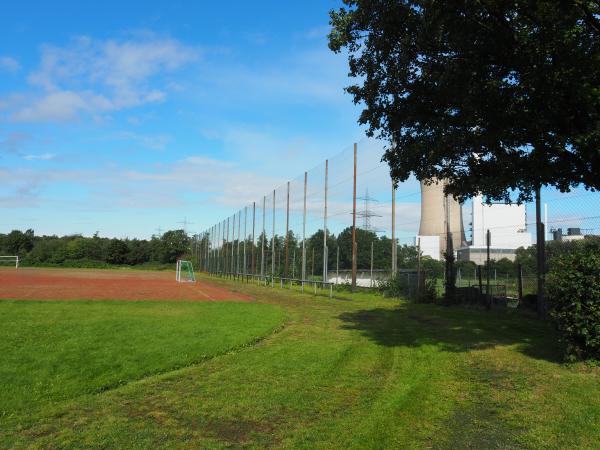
[1,276,599,449]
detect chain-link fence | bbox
[191,137,600,303]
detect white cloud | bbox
[123,155,279,207]
[0,56,21,73]
[198,124,346,180]
[0,154,283,211]
[112,130,171,151]
[9,35,198,122]
[23,152,56,160]
[12,90,100,122]
[190,46,351,108]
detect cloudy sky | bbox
[2,1,595,241]
[0,0,384,238]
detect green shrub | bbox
[379,272,437,303]
[547,241,600,361]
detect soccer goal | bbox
[176,259,196,283]
[0,255,19,268]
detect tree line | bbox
[0,229,190,268]
[1,226,562,279]
[1,227,427,273]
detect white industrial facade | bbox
[458,195,532,263]
[471,195,532,249]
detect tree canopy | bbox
[329,1,600,202]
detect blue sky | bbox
[0,0,370,238]
[1,1,597,241]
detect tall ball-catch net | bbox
[176,260,196,283]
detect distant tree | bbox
[306,229,337,276]
[491,258,516,276]
[283,230,300,277]
[515,246,537,273]
[106,239,129,265]
[127,239,151,265]
[4,229,34,255]
[397,244,419,270]
[374,236,393,271]
[455,259,477,276]
[420,256,444,279]
[66,237,89,260]
[27,237,67,264]
[157,230,190,264]
[336,227,379,271]
[329,1,600,202]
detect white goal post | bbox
[0,256,19,268]
[176,259,196,283]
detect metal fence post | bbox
[336,246,339,285]
[223,217,230,272]
[323,159,329,285]
[214,224,218,274]
[231,215,235,276]
[218,222,222,274]
[517,263,523,301]
[486,229,491,308]
[261,195,266,278]
[243,206,247,277]
[416,236,421,298]
[209,228,212,273]
[370,240,374,288]
[207,228,210,273]
[392,178,397,275]
[212,225,216,273]
[272,189,276,286]
[285,181,290,278]
[535,187,546,318]
[206,228,210,273]
[252,201,256,274]
[302,171,307,291]
[237,210,241,276]
[352,143,358,290]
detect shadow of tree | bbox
[338,303,561,363]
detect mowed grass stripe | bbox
[2,277,599,449]
[0,300,286,432]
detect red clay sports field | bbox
[0,267,252,302]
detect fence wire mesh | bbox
[192,137,600,302]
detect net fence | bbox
[191,137,600,300]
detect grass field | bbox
[0,299,284,446]
[1,273,599,449]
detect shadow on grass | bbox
[338,303,561,363]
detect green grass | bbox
[1,280,599,449]
[0,300,285,440]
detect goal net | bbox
[0,256,19,268]
[176,259,196,283]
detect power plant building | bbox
[416,182,532,262]
[457,195,532,264]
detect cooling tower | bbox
[418,179,466,258]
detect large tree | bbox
[329,1,600,202]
